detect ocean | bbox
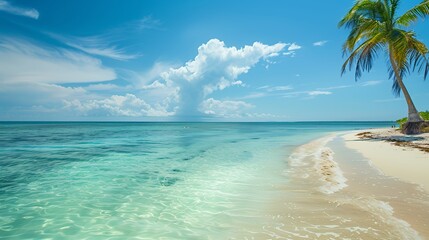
[3,121,423,239]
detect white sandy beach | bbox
[343,128,429,192]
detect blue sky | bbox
[0,0,428,121]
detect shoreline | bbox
[285,130,429,239]
[341,128,429,192]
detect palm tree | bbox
[339,0,429,134]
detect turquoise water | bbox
[0,122,392,239]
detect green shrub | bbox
[396,111,429,124]
[396,111,429,129]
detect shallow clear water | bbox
[0,122,393,239]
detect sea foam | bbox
[288,136,348,194]
[337,197,422,240]
[314,146,348,194]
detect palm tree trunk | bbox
[389,50,423,134]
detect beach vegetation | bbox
[397,111,429,132]
[339,0,429,134]
[397,111,429,125]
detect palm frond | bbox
[396,0,429,26]
[389,0,400,20]
[425,61,429,79]
[387,61,407,96]
[342,17,384,54]
[387,29,429,95]
[390,29,429,73]
[339,0,385,28]
[341,33,386,81]
[391,77,402,96]
[339,0,429,100]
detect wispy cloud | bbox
[50,34,139,61]
[283,51,296,57]
[361,80,382,86]
[106,15,162,35]
[282,90,332,98]
[0,37,116,84]
[0,82,88,106]
[241,85,331,100]
[239,92,267,100]
[137,16,162,30]
[68,41,139,61]
[238,89,290,100]
[307,91,332,96]
[313,40,328,46]
[47,15,162,61]
[241,79,382,102]
[232,80,244,86]
[0,37,119,117]
[258,85,293,92]
[84,83,126,91]
[0,0,39,19]
[317,80,383,91]
[317,85,351,91]
[373,98,401,103]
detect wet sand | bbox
[261,131,429,239]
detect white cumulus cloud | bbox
[64,94,175,117]
[161,38,286,117]
[288,43,302,51]
[200,98,253,117]
[282,43,302,57]
[0,37,286,120]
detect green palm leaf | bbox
[339,0,429,133]
[397,0,429,26]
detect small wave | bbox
[314,147,348,194]
[287,136,333,167]
[338,197,422,240]
[288,149,311,167]
[287,136,348,194]
[286,134,423,239]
